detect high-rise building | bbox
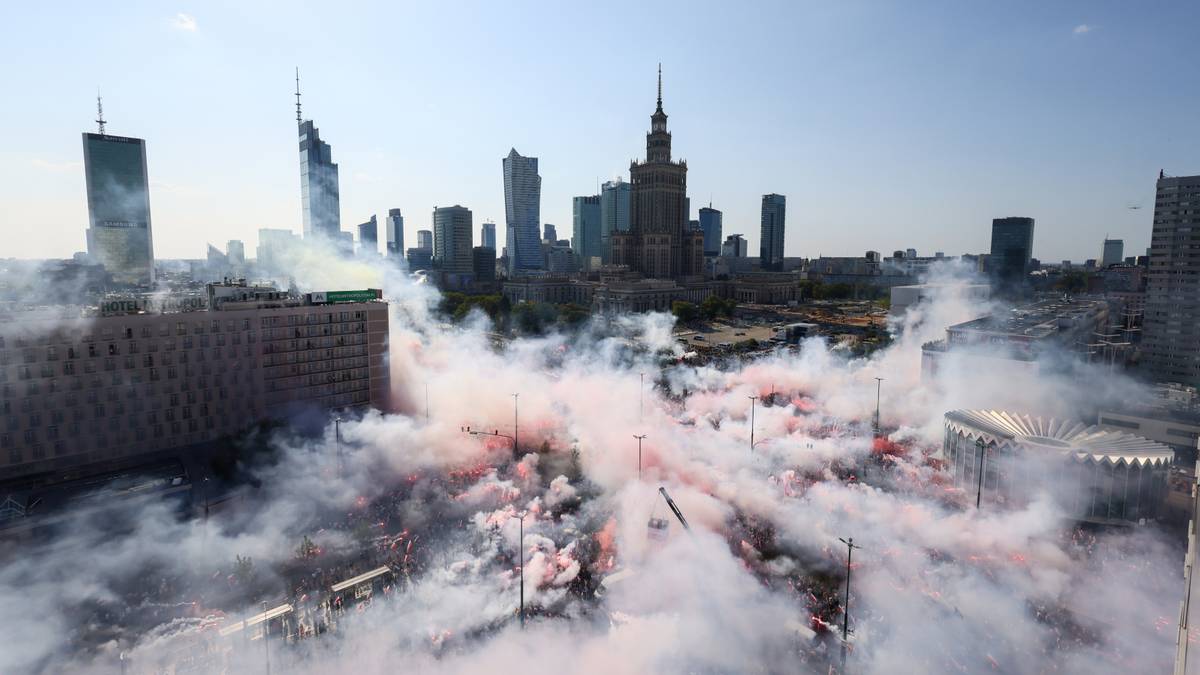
[759,194,786,271]
[297,73,341,240]
[543,223,557,243]
[503,148,543,276]
[610,66,704,279]
[257,228,299,273]
[417,229,433,251]
[600,179,631,264]
[572,195,602,268]
[385,209,404,259]
[698,206,723,256]
[1143,172,1200,386]
[722,234,748,258]
[1102,238,1124,267]
[473,246,496,282]
[481,221,497,250]
[227,240,245,267]
[989,217,1035,285]
[433,205,473,274]
[82,104,154,287]
[358,215,378,255]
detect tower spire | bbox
[656,63,662,111]
[96,89,106,135]
[295,67,302,124]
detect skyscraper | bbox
[543,223,557,243]
[989,217,1035,285]
[417,229,433,251]
[610,66,704,279]
[572,195,602,269]
[503,148,543,276]
[385,209,404,259]
[473,246,496,282]
[296,71,341,240]
[358,215,378,255]
[699,206,723,257]
[481,221,497,250]
[1102,238,1124,267]
[227,240,245,266]
[433,205,473,274]
[82,99,154,286]
[759,194,786,271]
[600,179,631,264]
[1143,172,1200,385]
[722,234,748,257]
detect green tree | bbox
[559,303,591,327]
[671,301,699,324]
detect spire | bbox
[656,63,663,112]
[96,89,106,135]
[295,67,302,124]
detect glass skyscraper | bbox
[299,119,341,240]
[358,215,378,255]
[600,179,631,264]
[480,221,497,250]
[433,205,473,274]
[699,206,723,257]
[385,209,404,258]
[989,217,1035,284]
[502,148,543,276]
[572,195,602,268]
[82,132,154,286]
[760,193,786,271]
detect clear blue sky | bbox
[1,1,1196,262]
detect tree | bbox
[297,535,318,559]
[671,301,699,324]
[559,303,590,327]
[233,555,254,583]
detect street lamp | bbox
[748,395,758,451]
[515,510,527,628]
[262,599,271,675]
[334,416,343,478]
[633,434,647,479]
[873,377,884,435]
[975,437,986,509]
[639,372,645,421]
[512,393,519,454]
[837,536,862,645]
[425,382,430,424]
[461,426,516,453]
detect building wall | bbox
[600,180,631,264]
[759,194,786,271]
[572,195,602,266]
[82,133,155,286]
[433,206,473,274]
[298,120,341,240]
[1143,174,1200,386]
[0,301,388,482]
[503,149,543,275]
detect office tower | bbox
[82,99,154,286]
[296,73,341,240]
[699,206,723,256]
[722,234,748,257]
[610,66,704,279]
[759,193,786,271]
[600,179,631,264]
[336,231,354,257]
[385,209,404,258]
[572,195,602,268]
[406,247,432,271]
[257,228,299,273]
[433,205,473,274]
[481,221,497,250]
[689,219,700,232]
[989,217,1035,284]
[503,148,543,275]
[473,246,496,282]
[1102,238,1124,267]
[1143,172,1200,385]
[543,223,557,243]
[417,229,433,251]
[226,240,245,266]
[357,215,378,255]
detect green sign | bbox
[311,290,379,304]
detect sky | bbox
[0,0,1197,263]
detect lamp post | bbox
[461,426,516,453]
[262,599,271,675]
[633,434,647,479]
[873,377,884,435]
[512,393,519,454]
[516,510,527,628]
[837,536,861,646]
[334,417,343,478]
[975,437,986,509]
[639,372,645,421]
[748,395,758,451]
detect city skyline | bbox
[3,2,1199,262]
